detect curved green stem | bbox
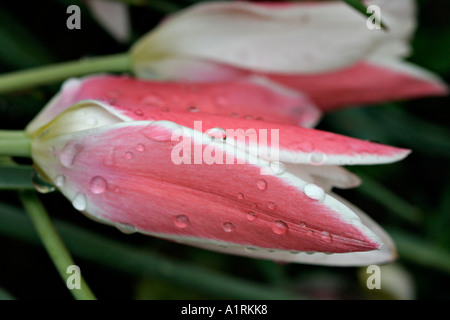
[19,191,97,300]
[0,53,131,94]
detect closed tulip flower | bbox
[130,0,447,112]
[26,75,410,266]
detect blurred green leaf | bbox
[389,228,450,275]
[0,5,54,69]
[353,171,423,225]
[0,288,15,300]
[0,165,34,190]
[0,201,303,300]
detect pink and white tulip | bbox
[130,0,447,111]
[27,75,410,266]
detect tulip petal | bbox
[267,59,448,112]
[100,107,409,166]
[131,1,412,74]
[26,75,320,135]
[86,0,131,43]
[32,104,387,263]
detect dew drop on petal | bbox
[187,106,199,113]
[304,183,325,202]
[268,202,277,210]
[222,222,235,233]
[55,175,65,187]
[125,151,133,160]
[309,152,327,165]
[136,143,145,152]
[237,193,244,200]
[321,231,332,243]
[306,229,314,237]
[142,121,181,142]
[134,109,144,117]
[205,127,227,141]
[173,215,190,228]
[246,212,257,221]
[32,170,55,194]
[272,220,288,235]
[89,176,108,194]
[72,193,87,211]
[256,179,268,191]
[60,142,83,167]
[116,223,137,234]
[269,161,286,175]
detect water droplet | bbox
[272,220,288,235]
[230,113,239,118]
[309,152,327,165]
[187,106,199,113]
[136,144,145,152]
[252,203,258,209]
[237,193,244,200]
[32,170,55,194]
[292,140,315,153]
[125,151,133,160]
[116,223,137,234]
[268,202,277,210]
[244,115,253,120]
[205,127,227,141]
[222,222,235,233]
[245,247,257,252]
[303,183,325,202]
[89,176,108,194]
[60,142,83,167]
[299,221,306,228]
[321,231,332,243]
[55,175,65,187]
[269,161,286,175]
[142,121,181,142]
[256,179,267,191]
[306,229,314,237]
[134,109,144,117]
[72,193,87,211]
[173,215,190,228]
[246,212,257,221]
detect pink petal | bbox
[26,75,320,135]
[32,116,384,258]
[267,60,448,112]
[138,57,448,112]
[94,106,409,165]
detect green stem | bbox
[0,137,32,157]
[19,191,97,300]
[0,53,131,94]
